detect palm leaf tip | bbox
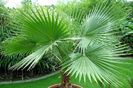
[20,7,70,44]
[9,40,61,70]
[9,46,46,70]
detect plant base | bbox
[48,84,82,88]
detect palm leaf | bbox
[2,36,36,55]
[3,7,70,70]
[73,1,127,54]
[62,1,131,87]
[2,1,132,87]
[10,41,59,70]
[65,43,130,86]
[19,7,69,43]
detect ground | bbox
[0,74,102,88]
[0,73,131,88]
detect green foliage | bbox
[0,7,15,42]
[2,0,133,87]
[118,1,133,56]
[0,4,59,75]
[3,7,70,70]
[3,36,36,55]
[21,0,33,12]
[0,0,5,6]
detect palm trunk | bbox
[60,71,72,88]
[56,46,72,88]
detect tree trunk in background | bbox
[31,70,34,76]
[21,70,24,80]
[10,70,13,81]
[4,66,7,76]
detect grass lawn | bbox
[0,73,101,88]
[0,73,131,88]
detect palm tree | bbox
[2,1,132,88]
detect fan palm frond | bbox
[62,1,131,86]
[3,7,70,70]
[65,42,130,86]
[10,41,59,70]
[19,7,69,43]
[2,1,132,87]
[73,1,127,54]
